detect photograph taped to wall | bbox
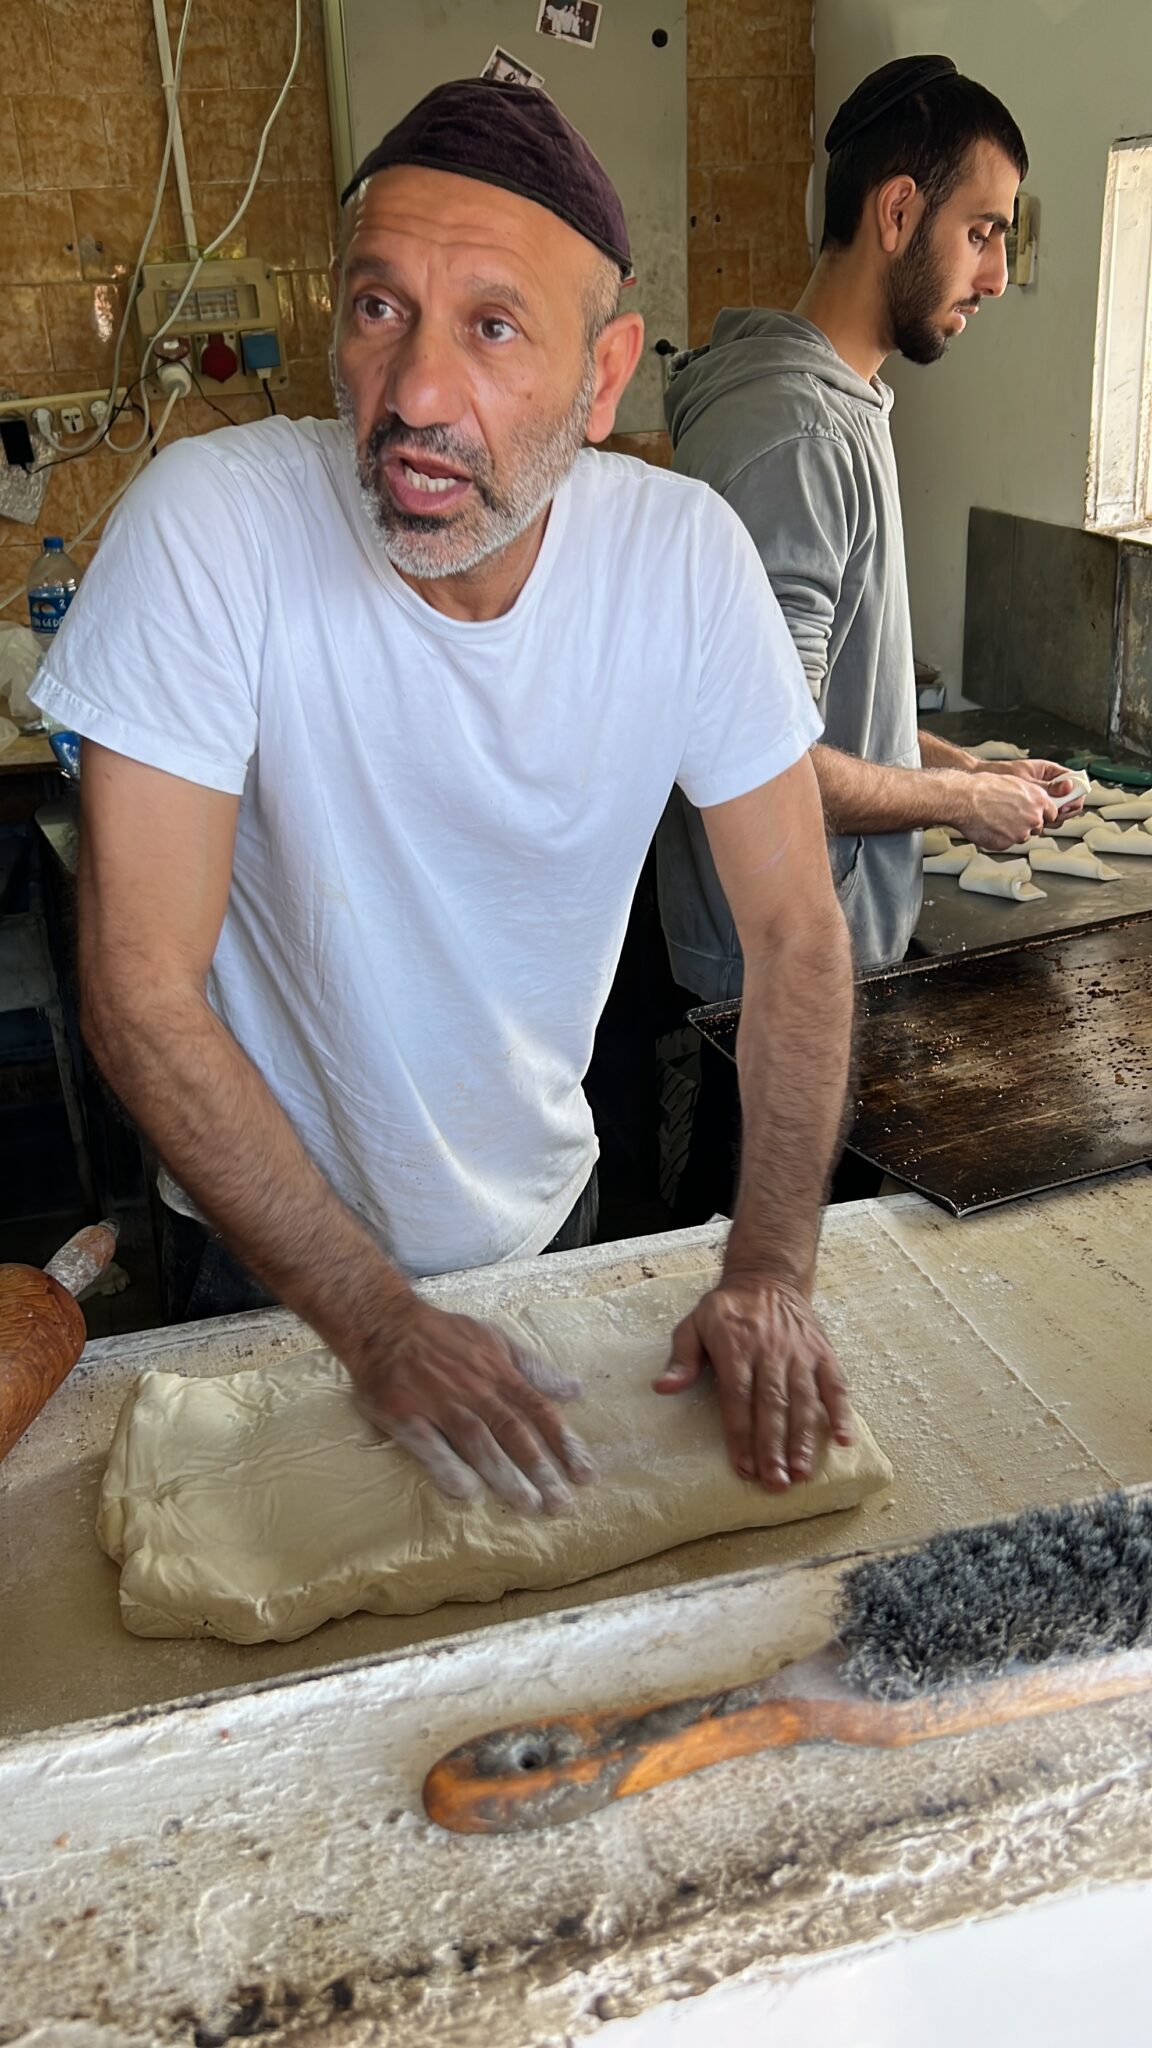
[481,45,545,87]
[536,1,602,52]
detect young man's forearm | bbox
[724,909,854,1295]
[82,983,414,1366]
[915,729,979,771]
[812,740,974,834]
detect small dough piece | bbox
[97,1275,893,1643]
[922,826,956,858]
[1082,779,1124,809]
[1086,825,1152,858]
[1028,839,1120,881]
[969,740,1027,760]
[1053,768,1092,804]
[1098,797,1152,821]
[958,854,1046,902]
[924,841,978,874]
[1049,813,1097,839]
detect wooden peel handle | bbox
[422,1651,1152,1834]
[0,1220,117,1463]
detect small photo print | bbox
[535,0,602,52]
[481,45,545,87]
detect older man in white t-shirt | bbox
[35,79,854,1516]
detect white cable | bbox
[38,0,195,462]
[152,0,198,255]
[0,390,182,614]
[140,0,301,381]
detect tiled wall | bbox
[0,0,337,618]
[1,0,813,602]
[608,0,814,465]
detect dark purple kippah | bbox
[825,54,959,155]
[342,77,632,278]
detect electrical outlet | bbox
[60,406,85,435]
[33,407,54,440]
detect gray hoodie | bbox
[658,309,922,997]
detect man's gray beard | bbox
[331,354,597,579]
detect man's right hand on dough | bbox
[953,770,1059,851]
[348,1297,597,1515]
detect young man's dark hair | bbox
[822,56,1029,252]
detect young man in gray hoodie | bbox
[657,56,1080,1216]
[660,56,1076,1009]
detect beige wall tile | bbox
[99,89,167,188]
[0,284,51,376]
[688,240,751,346]
[0,1,52,98]
[43,0,151,90]
[603,429,673,467]
[241,181,336,271]
[749,76,813,165]
[290,269,333,358]
[0,98,24,193]
[267,87,334,183]
[689,80,750,169]
[688,167,715,253]
[187,183,250,258]
[278,355,334,420]
[177,86,277,185]
[686,0,715,81]
[42,278,127,382]
[66,437,142,542]
[712,163,794,247]
[72,184,182,280]
[225,0,326,91]
[0,192,80,283]
[713,0,789,80]
[14,93,112,189]
[0,546,42,622]
[154,0,230,90]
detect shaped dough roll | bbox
[1082,780,1125,808]
[922,826,957,858]
[958,854,1046,901]
[1098,798,1152,821]
[924,841,979,874]
[1086,825,1152,858]
[1056,767,1092,802]
[1050,813,1097,839]
[1028,839,1120,881]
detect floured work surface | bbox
[4,1174,1152,1735]
[96,1276,891,1643]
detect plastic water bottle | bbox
[27,537,80,663]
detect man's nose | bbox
[978,238,1009,300]
[383,317,466,428]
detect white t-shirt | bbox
[34,418,820,1277]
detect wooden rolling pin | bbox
[0,1220,118,1462]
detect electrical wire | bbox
[28,386,145,476]
[34,0,195,462]
[263,381,278,415]
[188,369,243,426]
[0,388,183,612]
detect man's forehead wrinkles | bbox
[343,250,534,313]
[343,223,550,303]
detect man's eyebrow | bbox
[343,254,531,313]
[973,212,1012,231]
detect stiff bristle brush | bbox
[422,1491,1152,1833]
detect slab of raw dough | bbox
[969,740,1027,759]
[922,826,956,858]
[97,1275,892,1643]
[1099,797,1152,821]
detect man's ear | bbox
[874,174,922,255]
[585,312,647,442]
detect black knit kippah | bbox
[825,54,959,155]
[342,77,632,278]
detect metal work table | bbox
[914,707,1152,956]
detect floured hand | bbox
[653,1277,854,1491]
[348,1299,597,1515]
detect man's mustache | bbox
[362,419,498,506]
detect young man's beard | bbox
[331,352,598,579]
[884,213,953,367]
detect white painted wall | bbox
[813,0,1152,691]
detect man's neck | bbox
[394,505,553,622]
[793,253,891,385]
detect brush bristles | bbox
[837,1494,1152,1700]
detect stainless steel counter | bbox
[913,708,1152,957]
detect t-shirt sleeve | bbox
[722,432,857,704]
[31,438,266,795]
[674,488,824,811]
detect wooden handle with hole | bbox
[422,1649,1152,1834]
[0,1221,117,1462]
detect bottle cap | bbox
[44,536,64,549]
